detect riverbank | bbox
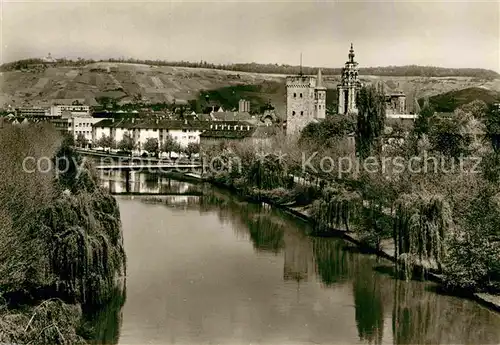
[0,127,127,344]
[183,172,500,313]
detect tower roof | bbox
[316,69,326,89]
[348,43,355,63]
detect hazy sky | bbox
[1,0,499,71]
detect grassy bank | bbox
[0,125,126,344]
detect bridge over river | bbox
[77,148,202,172]
[99,170,203,195]
[95,163,201,171]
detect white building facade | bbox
[52,115,104,145]
[92,118,207,150]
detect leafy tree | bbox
[484,103,500,152]
[299,114,356,150]
[355,84,386,159]
[96,135,115,149]
[143,137,159,155]
[75,133,87,148]
[161,134,181,158]
[480,150,500,184]
[414,103,435,138]
[185,142,200,159]
[428,111,471,158]
[460,99,488,119]
[117,132,135,151]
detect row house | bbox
[92,118,209,149]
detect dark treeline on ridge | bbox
[1,57,498,79]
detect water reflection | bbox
[312,238,351,287]
[352,256,385,345]
[81,283,127,345]
[200,187,500,345]
[392,280,500,344]
[101,175,500,344]
[99,171,200,195]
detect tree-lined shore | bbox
[202,85,500,294]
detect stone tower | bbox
[314,69,327,120]
[285,68,328,135]
[286,74,317,135]
[337,43,361,115]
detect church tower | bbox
[314,69,326,119]
[337,44,361,115]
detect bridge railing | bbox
[77,149,201,167]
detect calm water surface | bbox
[98,172,500,345]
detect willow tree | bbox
[393,192,453,279]
[244,151,290,191]
[309,185,363,233]
[0,124,126,344]
[355,84,386,159]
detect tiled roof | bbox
[210,111,252,122]
[92,118,210,130]
[200,129,255,139]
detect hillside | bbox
[1,62,500,118]
[2,58,498,79]
[0,62,284,109]
[420,87,500,112]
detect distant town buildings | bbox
[384,90,417,126]
[17,107,50,117]
[385,91,407,115]
[50,104,90,117]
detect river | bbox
[94,171,500,345]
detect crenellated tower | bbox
[337,43,362,115]
[286,74,317,135]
